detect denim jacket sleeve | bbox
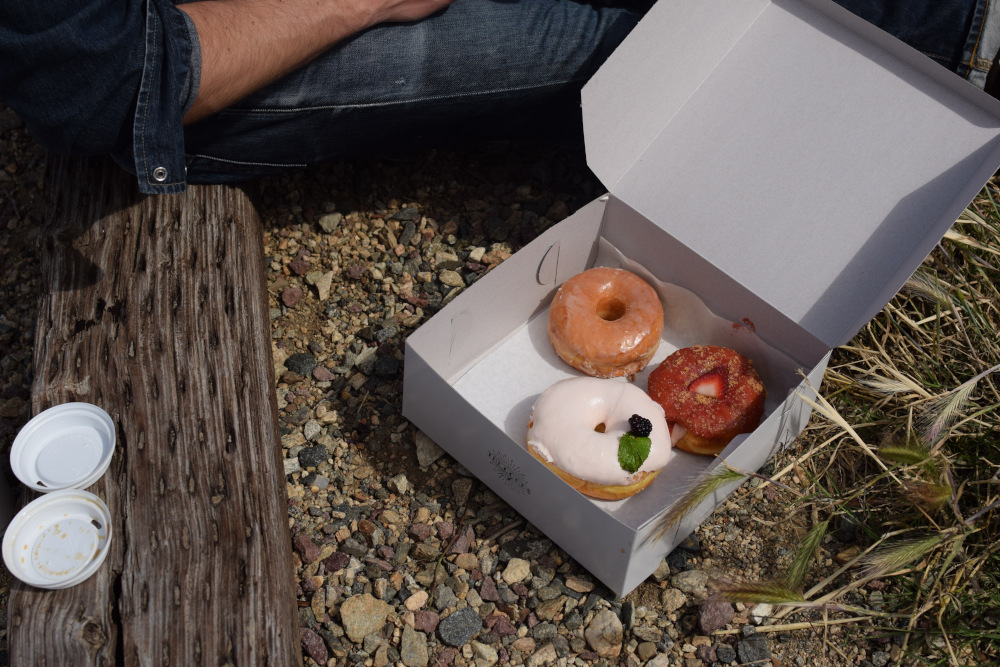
[0,0,199,194]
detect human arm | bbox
[177,0,455,123]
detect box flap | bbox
[583,0,1000,348]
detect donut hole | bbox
[594,423,607,434]
[595,297,627,322]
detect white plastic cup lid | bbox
[10,402,115,492]
[2,489,113,589]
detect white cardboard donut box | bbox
[402,0,1000,596]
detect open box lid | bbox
[583,0,1000,349]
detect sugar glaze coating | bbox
[547,267,663,379]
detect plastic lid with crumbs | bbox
[2,489,113,589]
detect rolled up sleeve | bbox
[0,0,199,194]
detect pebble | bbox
[414,431,445,467]
[584,609,623,658]
[387,473,410,495]
[526,643,557,667]
[661,587,687,613]
[471,640,499,665]
[437,607,482,646]
[716,644,737,663]
[297,445,328,468]
[281,286,303,307]
[698,600,734,634]
[404,590,428,611]
[501,558,531,585]
[293,534,321,564]
[751,602,774,625]
[340,594,393,643]
[285,352,317,375]
[671,570,710,599]
[737,633,772,663]
[401,626,429,667]
[300,627,328,664]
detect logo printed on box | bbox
[488,450,530,495]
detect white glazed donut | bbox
[527,377,673,499]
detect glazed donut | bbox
[527,377,673,500]
[647,346,766,456]
[547,267,663,379]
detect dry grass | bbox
[658,179,1000,665]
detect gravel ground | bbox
[0,105,897,666]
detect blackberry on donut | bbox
[547,267,663,379]
[647,345,766,456]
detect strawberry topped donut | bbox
[547,267,664,379]
[647,346,766,456]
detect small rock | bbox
[651,559,672,582]
[638,642,658,662]
[836,545,860,564]
[451,477,474,506]
[283,458,301,476]
[564,575,594,593]
[318,212,343,233]
[412,610,439,634]
[415,431,445,467]
[297,445,328,468]
[438,269,465,288]
[437,607,482,646]
[751,602,774,625]
[303,419,322,441]
[661,587,687,613]
[281,286,303,307]
[400,626,429,667]
[699,600,734,634]
[716,644,737,663]
[312,365,335,382]
[671,570,710,599]
[526,643,557,667]
[871,650,890,667]
[479,576,500,602]
[471,640,499,666]
[314,271,334,301]
[737,634,771,664]
[340,594,393,643]
[502,558,531,585]
[285,352,317,375]
[584,609,623,658]
[405,590,429,611]
[300,627,328,664]
[695,644,717,663]
[388,473,410,495]
[323,551,350,572]
[293,534,321,564]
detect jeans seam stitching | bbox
[187,154,308,168]
[226,80,582,115]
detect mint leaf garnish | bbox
[618,433,651,474]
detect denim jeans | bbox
[183,0,645,184]
[2,0,995,193]
[832,0,1000,86]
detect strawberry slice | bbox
[688,371,726,399]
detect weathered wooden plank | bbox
[7,155,301,666]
